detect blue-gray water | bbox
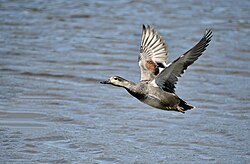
[0,0,249,163]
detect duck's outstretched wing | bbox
[154,29,213,93]
[139,25,168,81]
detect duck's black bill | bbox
[100,80,111,84]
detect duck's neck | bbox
[122,81,137,92]
[121,81,145,100]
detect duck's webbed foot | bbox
[165,106,185,113]
[176,106,185,113]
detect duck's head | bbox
[100,76,131,87]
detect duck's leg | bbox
[176,106,185,113]
[165,106,184,113]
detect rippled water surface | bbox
[1,0,250,163]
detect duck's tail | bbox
[177,98,194,113]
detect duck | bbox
[100,25,212,113]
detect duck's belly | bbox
[140,95,167,109]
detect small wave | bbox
[19,71,76,79]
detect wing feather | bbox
[155,29,213,93]
[139,25,168,81]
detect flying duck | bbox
[101,25,212,113]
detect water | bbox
[0,0,249,163]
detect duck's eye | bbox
[113,77,118,80]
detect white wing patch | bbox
[150,79,159,87]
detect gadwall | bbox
[101,25,212,113]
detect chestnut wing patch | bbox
[146,60,159,75]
